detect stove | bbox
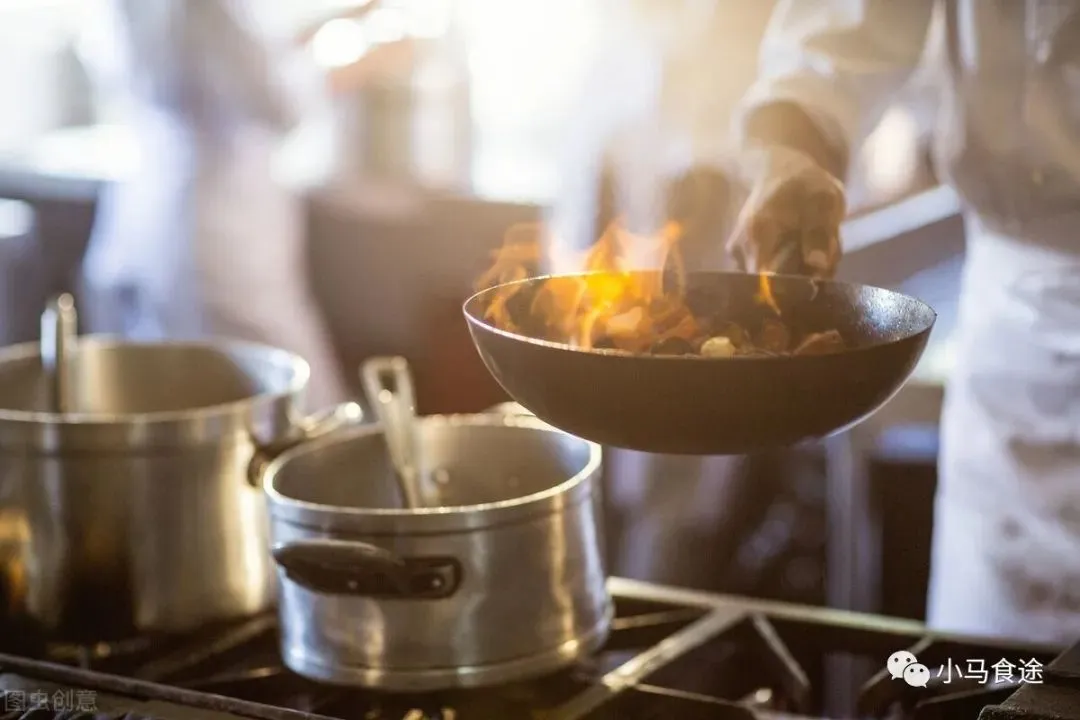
[0,578,1071,719]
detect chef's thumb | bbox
[798,179,845,277]
[723,193,770,272]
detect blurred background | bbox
[0,0,961,624]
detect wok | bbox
[463,271,936,456]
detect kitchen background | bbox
[0,0,962,625]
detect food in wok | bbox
[472,221,847,359]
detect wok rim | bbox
[463,270,938,362]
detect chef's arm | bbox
[733,0,936,182]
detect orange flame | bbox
[476,220,782,354]
[755,272,780,316]
[476,220,706,352]
[0,509,27,615]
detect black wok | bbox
[463,271,936,456]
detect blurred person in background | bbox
[75,0,411,409]
[722,0,1080,643]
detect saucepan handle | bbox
[272,538,462,600]
[247,402,365,487]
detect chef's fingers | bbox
[807,184,847,226]
[800,185,845,277]
[739,208,786,272]
[766,237,805,275]
[725,192,762,272]
[749,177,842,275]
[800,226,840,278]
[725,220,753,272]
[729,173,839,275]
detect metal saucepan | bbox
[463,270,936,455]
[0,331,361,641]
[264,405,610,691]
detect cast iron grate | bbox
[0,578,1069,719]
[2,707,155,720]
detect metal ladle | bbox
[40,294,78,414]
[360,356,436,509]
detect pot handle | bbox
[247,402,364,487]
[272,538,462,600]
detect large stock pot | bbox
[0,336,361,640]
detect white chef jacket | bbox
[736,0,1080,243]
[736,0,1080,643]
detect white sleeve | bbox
[189,0,327,135]
[734,0,936,153]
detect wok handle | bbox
[272,538,462,600]
[247,402,365,487]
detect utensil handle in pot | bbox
[360,356,421,474]
[41,294,78,414]
[272,538,462,600]
[247,402,364,487]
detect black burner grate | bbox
[2,710,157,720]
[0,579,1069,719]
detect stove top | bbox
[0,578,1070,719]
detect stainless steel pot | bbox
[264,412,610,690]
[0,336,361,640]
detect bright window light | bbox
[311,18,368,68]
[365,7,406,43]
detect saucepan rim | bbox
[263,412,603,520]
[463,270,938,360]
[0,335,308,425]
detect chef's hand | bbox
[724,145,846,278]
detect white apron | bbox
[922,1,1080,644]
[78,0,348,411]
[928,218,1080,644]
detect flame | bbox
[755,272,780,316]
[476,220,780,353]
[0,509,28,615]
